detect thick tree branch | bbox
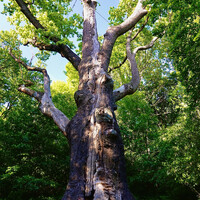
[39,70,70,136]
[15,0,81,70]
[113,32,159,102]
[100,0,148,70]
[10,51,70,136]
[115,0,148,37]
[81,0,100,61]
[15,0,44,29]
[18,85,43,102]
[113,31,139,101]
[25,39,80,70]
[25,39,59,51]
[109,16,149,73]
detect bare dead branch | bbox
[109,16,149,73]
[133,36,159,54]
[39,69,70,136]
[10,49,70,136]
[116,0,148,37]
[113,30,159,102]
[18,83,70,136]
[18,85,43,102]
[100,0,148,71]
[9,48,44,72]
[113,30,140,101]
[15,0,81,70]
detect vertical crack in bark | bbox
[80,60,119,199]
[86,68,121,199]
[85,114,99,197]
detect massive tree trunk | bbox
[62,1,134,199]
[10,0,160,199]
[63,64,133,199]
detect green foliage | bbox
[117,91,158,153]
[50,62,79,119]
[2,0,83,48]
[147,0,200,107]
[0,94,70,199]
[160,109,200,189]
[0,43,44,120]
[116,81,199,199]
[109,0,138,25]
[110,0,200,108]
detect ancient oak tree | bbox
[3,0,159,199]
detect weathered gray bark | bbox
[11,0,159,199]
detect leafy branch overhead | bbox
[10,0,82,69]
